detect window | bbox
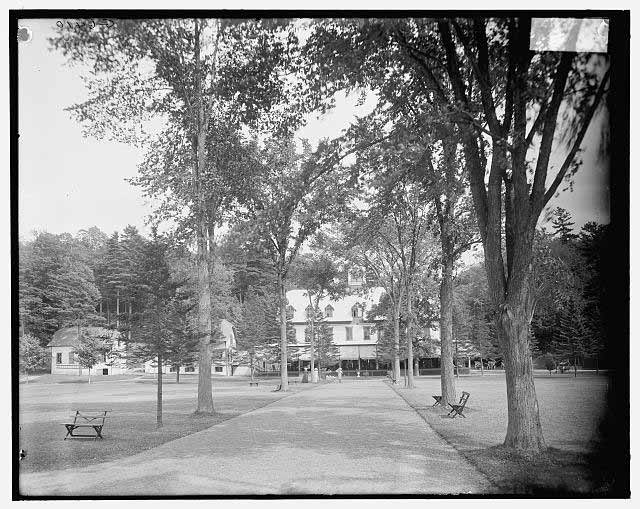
[56,353,62,364]
[214,366,223,373]
[169,366,177,372]
[363,326,371,341]
[351,304,363,319]
[345,326,353,341]
[325,305,334,318]
[185,365,195,373]
[305,305,314,320]
[348,270,364,286]
[69,352,76,364]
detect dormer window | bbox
[348,269,364,287]
[325,305,334,318]
[351,303,363,319]
[305,305,314,320]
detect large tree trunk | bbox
[193,20,215,414]
[392,305,401,381]
[195,215,214,413]
[116,290,120,329]
[175,367,180,384]
[278,272,289,391]
[157,353,163,428]
[405,287,415,388]
[499,305,545,451]
[439,258,456,405]
[307,294,316,380]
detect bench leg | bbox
[64,425,75,440]
[94,426,103,439]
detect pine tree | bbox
[126,233,188,426]
[550,300,588,377]
[235,287,281,380]
[307,311,340,370]
[99,232,129,328]
[551,207,578,243]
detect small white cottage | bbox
[48,326,127,376]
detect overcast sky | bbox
[18,18,610,241]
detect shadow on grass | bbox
[18,386,310,474]
[463,445,594,495]
[387,380,613,494]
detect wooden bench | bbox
[386,374,398,384]
[249,381,259,387]
[272,380,300,391]
[447,392,470,418]
[432,395,444,406]
[63,410,111,440]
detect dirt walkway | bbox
[20,380,494,496]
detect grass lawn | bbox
[19,375,314,474]
[391,374,613,495]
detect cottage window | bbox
[56,353,62,364]
[363,326,371,341]
[325,305,334,318]
[345,326,353,341]
[214,366,223,373]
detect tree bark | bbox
[195,216,214,413]
[193,19,215,414]
[278,272,289,391]
[175,367,180,384]
[439,258,456,405]
[499,304,546,452]
[392,304,401,381]
[405,287,415,388]
[116,290,120,329]
[157,353,163,428]
[307,294,316,380]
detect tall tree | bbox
[51,18,299,413]
[340,213,406,382]
[241,137,350,391]
[304,16,610,452]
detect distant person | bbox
[336,366,343,383]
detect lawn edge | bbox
[384,380,502,494]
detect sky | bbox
[17,18,610,241]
